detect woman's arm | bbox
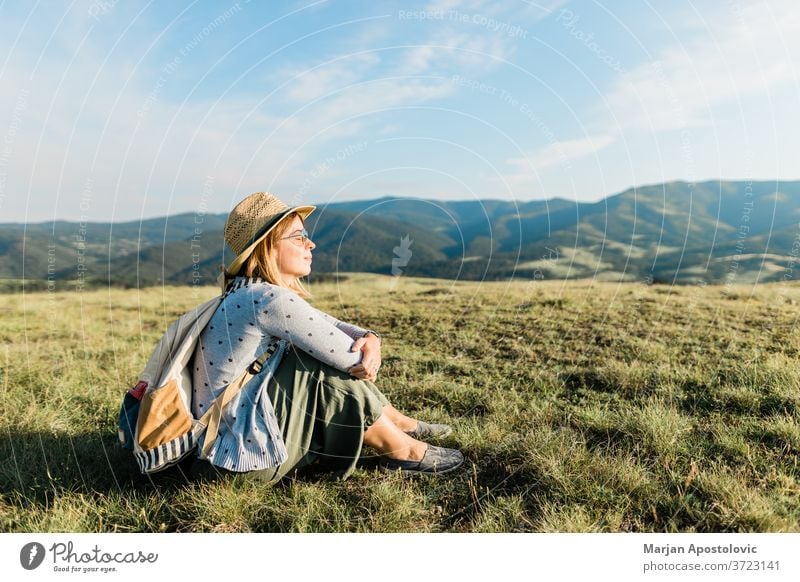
[257,291,362,372]
[314,308,380,341]
[313,308,382,381]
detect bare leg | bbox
[363,408,427,461]
[379,404,419,432]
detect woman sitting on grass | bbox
[190,192,464,482]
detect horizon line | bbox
[4,177,798,226]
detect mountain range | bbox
[3,179,799,289]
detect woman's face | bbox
[273,214,315,285]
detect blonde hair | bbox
[225,212,312,299]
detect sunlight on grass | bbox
[1,275,799,532]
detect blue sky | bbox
[0,0,798,222]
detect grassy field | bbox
[1,273,799,532]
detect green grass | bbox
[1,274,799,532]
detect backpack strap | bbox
[247,342,278,375]
[197,340,283,459]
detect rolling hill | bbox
[2,179,799,288]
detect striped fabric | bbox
[134,427,198,473]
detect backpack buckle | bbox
[248,360,263,375]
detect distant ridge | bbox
[2,180,799,289]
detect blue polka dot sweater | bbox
[191,276,375,472]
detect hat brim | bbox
[225,205,316,276]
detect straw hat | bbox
[223,192,316,277]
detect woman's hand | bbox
[347,332,382,381]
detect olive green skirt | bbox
[192,344,390,483]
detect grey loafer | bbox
[380,445,464,474]
[404,421,453,440]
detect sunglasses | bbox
[280,229,313,246]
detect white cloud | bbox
[397,29,513,75]
[508,134,616,172]
[601,0,800,133]
[281,53,380,102]
[400,0,565,75]
[426,0,568,20]
[0,7,457,222]
[489,134,616,200]
[425,0,467,13]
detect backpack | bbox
[117,296,280,474]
